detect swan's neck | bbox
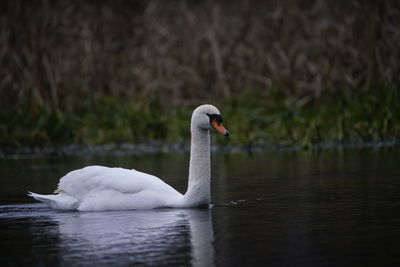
[183,126,211,207]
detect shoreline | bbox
[1,141,398,159]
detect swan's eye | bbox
[207,113,223,124]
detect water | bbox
[1,148,400,266]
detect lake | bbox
[1,148,400,266]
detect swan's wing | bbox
[57,166,180,199]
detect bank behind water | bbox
[1,89,400,154]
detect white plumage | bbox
[29,104,229,211]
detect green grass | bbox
[1,88,399,151]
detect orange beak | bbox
[211,119,230,136]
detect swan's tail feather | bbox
[28,191,78,210]
[28,191,55,204]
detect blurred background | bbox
[1,0,399,151]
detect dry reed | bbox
[0,0,399,110]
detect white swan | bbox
[28,104,229,211]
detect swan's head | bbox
[191,104,230,136]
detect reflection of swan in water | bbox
[53,209,214,266]
[187,210,215,267]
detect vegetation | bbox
[1,88,399,151]
[1,1,399,152]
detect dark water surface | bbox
[1,148,400,266]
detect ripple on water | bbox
[0,203,56,219]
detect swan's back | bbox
[59,166,179,197]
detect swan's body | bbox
[29,104,229,211]
[30,166,185,211]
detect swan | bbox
[28,104,230,211]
